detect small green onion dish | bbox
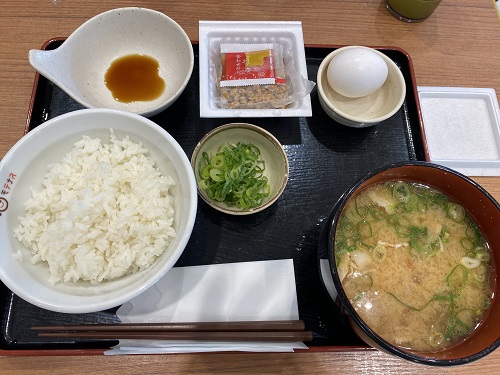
[191,123,289,215]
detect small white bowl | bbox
[317,46,406,128]
[0,109,198,313]
[191,123,289,215]
[29,8,194,117]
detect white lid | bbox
[418,86,500,176]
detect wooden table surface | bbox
[1,0,500,373]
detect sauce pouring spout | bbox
[29,47,91,107]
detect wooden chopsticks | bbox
[32,320,313,342]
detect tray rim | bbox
[2,39,427,357]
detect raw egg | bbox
[327,47,389,98]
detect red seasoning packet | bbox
[220,43,286,86]
[218,43,291,109]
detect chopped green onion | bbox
[339,220,357,238]
[210,154,226,168]
[445,309,470,339]
[393,215,411,237]
[384,290,446,311]
[395,202,411,214]
[200,165,211,180]
[355,195,372,217]
[465,224,478,240]
[430,237,443,253]
[447,264,468,293]
[439,226,449,243]
[335,236,358,255]
[460,238,474,251]
[423,190,449,207]
[393,181,410,202]
[357,220,372,238]
[369,205,387,221]
[198,179,210,190]
[409,225,428,239]
[209,168,225,182]
[476,250,491,263]
[447,203,465,222]
[461,256,481,269]
[198,142,270,210]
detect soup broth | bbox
[334,181,494,352]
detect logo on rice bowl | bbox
[1,172,16,216]
[0,197,7,216]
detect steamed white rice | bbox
[13,129,176,285]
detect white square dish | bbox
[198,21,312,118]
[418,86,500,176]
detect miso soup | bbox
[334,181,494,352]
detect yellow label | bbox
[245,50,270,67]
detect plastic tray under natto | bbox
[0,39,428,355]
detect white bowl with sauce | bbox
[28,7,194,117]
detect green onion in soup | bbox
[335,181,494,352]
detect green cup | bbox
[386,0,442,22]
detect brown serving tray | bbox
[0,38,428,355]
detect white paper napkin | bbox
[105,259,308,354]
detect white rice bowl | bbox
[0,108,197,313]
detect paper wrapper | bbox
[105,259,307,354]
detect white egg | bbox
[327,47,389,98]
